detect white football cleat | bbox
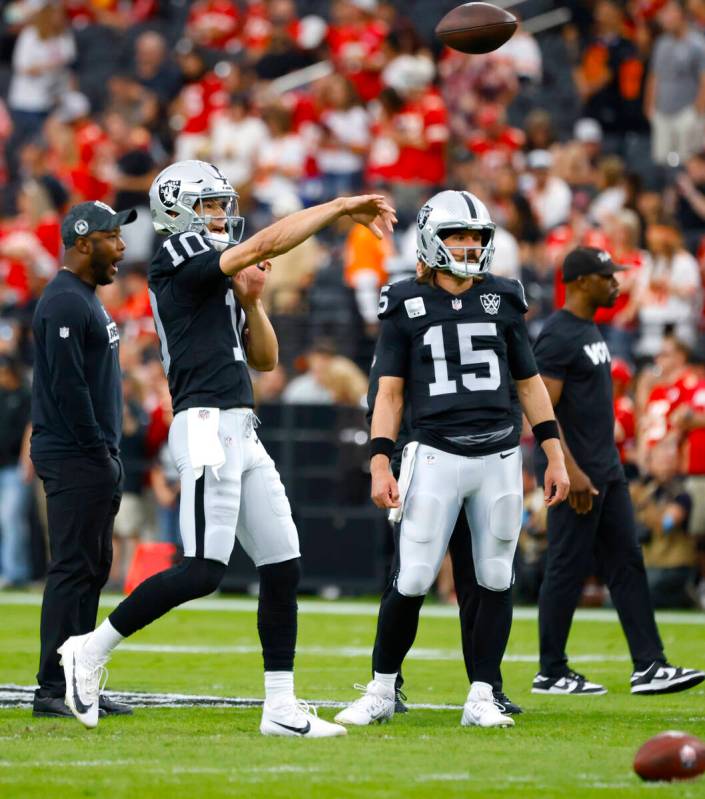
[461,682,515,728]
[260,699,346,738]
[334,680,395,726]
[57,633,108,729]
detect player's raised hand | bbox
[342,194,397,239]
[543,459,570,508]
[370,462,400,509]
[233,260,271,305]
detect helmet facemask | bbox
[434,224,495,278]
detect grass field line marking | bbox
[115,643,631,664]
[0,684,462,711]
[0,592,703,625]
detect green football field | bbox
[0,591,703,799]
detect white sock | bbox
[84,620,123,660]
[264,671,295,706]
[373,671,398,695]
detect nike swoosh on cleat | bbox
[72,654,93,715]
[272,720,311,735]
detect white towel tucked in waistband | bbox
[388,441,419,523]
[186,407,225,481]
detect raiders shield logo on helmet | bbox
[159,179,181,208]
[480,293,500,315]
[417,205,431,229]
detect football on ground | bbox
[633,731,705,782]
[435,2,518,54]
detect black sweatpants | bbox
[538,478,665,676]
[34,455,122,697]
[372,512,506,691]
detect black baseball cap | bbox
[562,246,627,283]
[61,201,137,248]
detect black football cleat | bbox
[394,688,408,714]
[99,695,134,715]
[32,695,74,719]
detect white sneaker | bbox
[334,680,395,726]
[260,698,346,738]
[461,682,515,728]
[57,633,108,729]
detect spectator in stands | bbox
[634,222,702,357]
[523,149,572,232]
[326,0,389,104]
[589,155,627,227]
[672,150,705,253]
[321,355,368,406]
[131,30,182,106]
[611,358,637,478]
[574,0,648,154]
[314,74,370,200]
[632,438,696,608]
[171,41,228,162]
[282,338,337,405]
[6,0,76,177]
[252,104,307,216]
[645,0,705,166]
[0,354,32,589]
[208,94,269,191]
[185,0,241,53]
[110,373,148,589]
[150,441,181,548]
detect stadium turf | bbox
[0,593,703,798]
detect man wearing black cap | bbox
[531,246,704,696]
[30,201,137,718]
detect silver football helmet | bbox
[149,160,245,251]
[416,190,496,278]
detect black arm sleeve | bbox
[42,294,108,457]
[506,316,538,380]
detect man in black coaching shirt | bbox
[31,201,137,719]
[532,246,704,696]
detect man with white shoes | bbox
[335,190,570,729]
[57,160,396,736]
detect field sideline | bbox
[0,591,703,799]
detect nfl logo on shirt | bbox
[451,298,462,311]
[480,293,501,315]
[59,327,70,338]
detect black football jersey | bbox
[148,231,253,413]
[373,274,537,456]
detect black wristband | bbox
[532,419,560,444]
[370,437,395,460]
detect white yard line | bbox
[0,592,703,625]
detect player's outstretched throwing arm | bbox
[219,195,397,277]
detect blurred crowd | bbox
[0,0,704,607]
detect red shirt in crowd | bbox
[178,73,228,135]
[186,0,241,51]
[327,20,387,102]
[614,394,635,464]
[643,370,699,446]
[681,380,705,475]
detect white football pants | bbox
[169,408,300,566]
[397,443,523,595]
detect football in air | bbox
[633,731,705,782]
[435,2,518,54]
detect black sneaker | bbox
[394,688,408,714]
[493,690,523,715]
[32,695,74,719]
[531,670,607,695]
[33,694,119,718]
[631,662,705,695]
[99,695,134,716]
